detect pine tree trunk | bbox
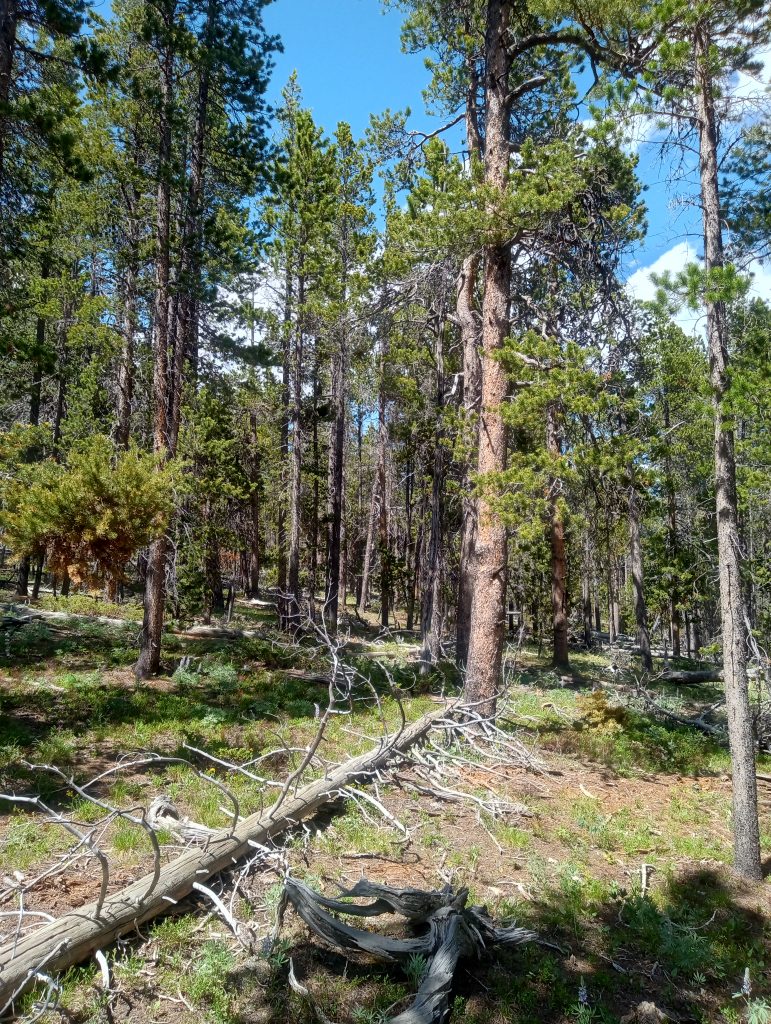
[421,316,445,669]
[16,311,46,598]
[325,323,347,631]
[277,277,291,626]
[287,278,304,633]
[31,554,43,600]
[358,469,378,616]
[136,11,175,680]
[463,0,511,715]
[628,477,653,671]
[377,406,390,629]
[694,22,761,881]
[547,401,569,670]
[456,254,482,668]
[116,196,139,449]
[582,533,593,647]
[456,55,483,669]
[0,0,16,185]
[247,411,261,598]
[309,347,321,623]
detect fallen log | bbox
[658,669,723,685]
[0,702,456,1012]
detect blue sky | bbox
[262,1,771,323]
[263,1,431,140]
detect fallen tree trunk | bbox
[658,669,723,685]
[0,703,456,1012]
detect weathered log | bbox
[283,877,537,1024]
[658,669,723,685]
[0,703,456,1012]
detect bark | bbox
[628,477,653,671]
[663,397,681,657]
[408,515,424,634]
[115,172,140,449]
[174,8,211,392]
[309,347,321,623]
[30,555,43,600]
[247,411,261,598]
[277,275,291,626]
[660,668,722,685]
[694,22,761,881]
[377,330,391,628]
[464,0,511,715]
[582,532,593,647]
[546,401,569,670]
[0,704,457,1011]
[325,322,347,631]
[455,50,483,669]
[421,316,446,669]
[455,254,482,668]
[287,276,304,633]
[378,413,390,629]
[16,307,46,599]
[358,466,378,616]
[0,0,16,184]
[135,11,175,680]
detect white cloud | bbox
[730,44,771,101]
[626,241,771,336]
[622,112,659,155]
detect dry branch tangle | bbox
[283,877,538,1024]
[0,702,456,1012]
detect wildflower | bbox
[742,968,752,998]
[579,977,589,1006]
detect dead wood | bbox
[0,702,456,1013]
[657,669,723,685]
[282,877,537,1024]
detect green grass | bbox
[0,813,67,870]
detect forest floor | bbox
[1,593,770,1024]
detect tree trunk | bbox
[628,478,653,671]
[247,411,261,598]
[277,274,291,626]
[694,22,761,881]
[377,409,390,629]
[287,276,304,633]
[456,254,482,668]
[421,316,446,669]
[582,532,593,647]
[456,54,483,669]
[30,554,44,600]
[0,0,17,185]
[546,401,569,670]
[325,322,347,631]
[464,0,511,715]
[115,187,139,449]
[16,310,46,599]
[358,468,378,616]
[135,9,175,680]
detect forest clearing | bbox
[1,0,771,1020]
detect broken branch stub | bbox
[283,877,538,1024]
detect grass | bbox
[1,619,769,1024]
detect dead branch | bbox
[0,702,457,1013]
[282,877,537,1024]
